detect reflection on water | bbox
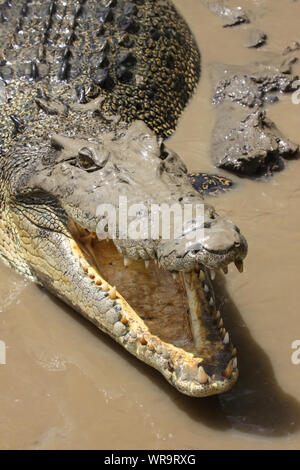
[133,273,300,439]
[218,283,300,437]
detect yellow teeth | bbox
[145,260,150,269]
[223,359,234,379]
[198,366,209,384]
[109,286,117,300]
[235,260,244,273]
[223,332,230,345]
[124,256,132,267]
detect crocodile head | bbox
[3,120,247,397]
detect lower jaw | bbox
[68,222,239,397]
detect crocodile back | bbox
[0,0,200,146]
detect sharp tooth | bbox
[124,256,131,267]
[109,286,117,300]
[223,359,234,379]
[216,311,221,320]
[162,348,170,359]
[209,297,214,307]
[218,318,224,328]
[204,284,209,293]
[222,265,228,274]
[145,260,150,269]
[233,357,237,369]
[223,332,230,345]
[172,273,177,280]
[199,270,206,282]
[198,366,209,384]
[232,347,237,357]
[235,260,244,273]
[210,269,216,281]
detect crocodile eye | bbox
[77,147,98,171]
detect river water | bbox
[1,0,300,449]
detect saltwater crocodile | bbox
[0,0,248,397]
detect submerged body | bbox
[0,0,247,397]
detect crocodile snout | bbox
[157,215,247,272]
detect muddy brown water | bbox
[1,0,300,449]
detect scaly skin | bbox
[0,0,248,396]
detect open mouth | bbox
[67,221,241,397]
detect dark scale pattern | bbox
[0,0,200,145]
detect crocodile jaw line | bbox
[67,222,239,398]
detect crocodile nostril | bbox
[203,222,212,229]
[234,242,240,248]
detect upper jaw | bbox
[97,209,248,272]
[112,234,247,274]
[153,218,248,273]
